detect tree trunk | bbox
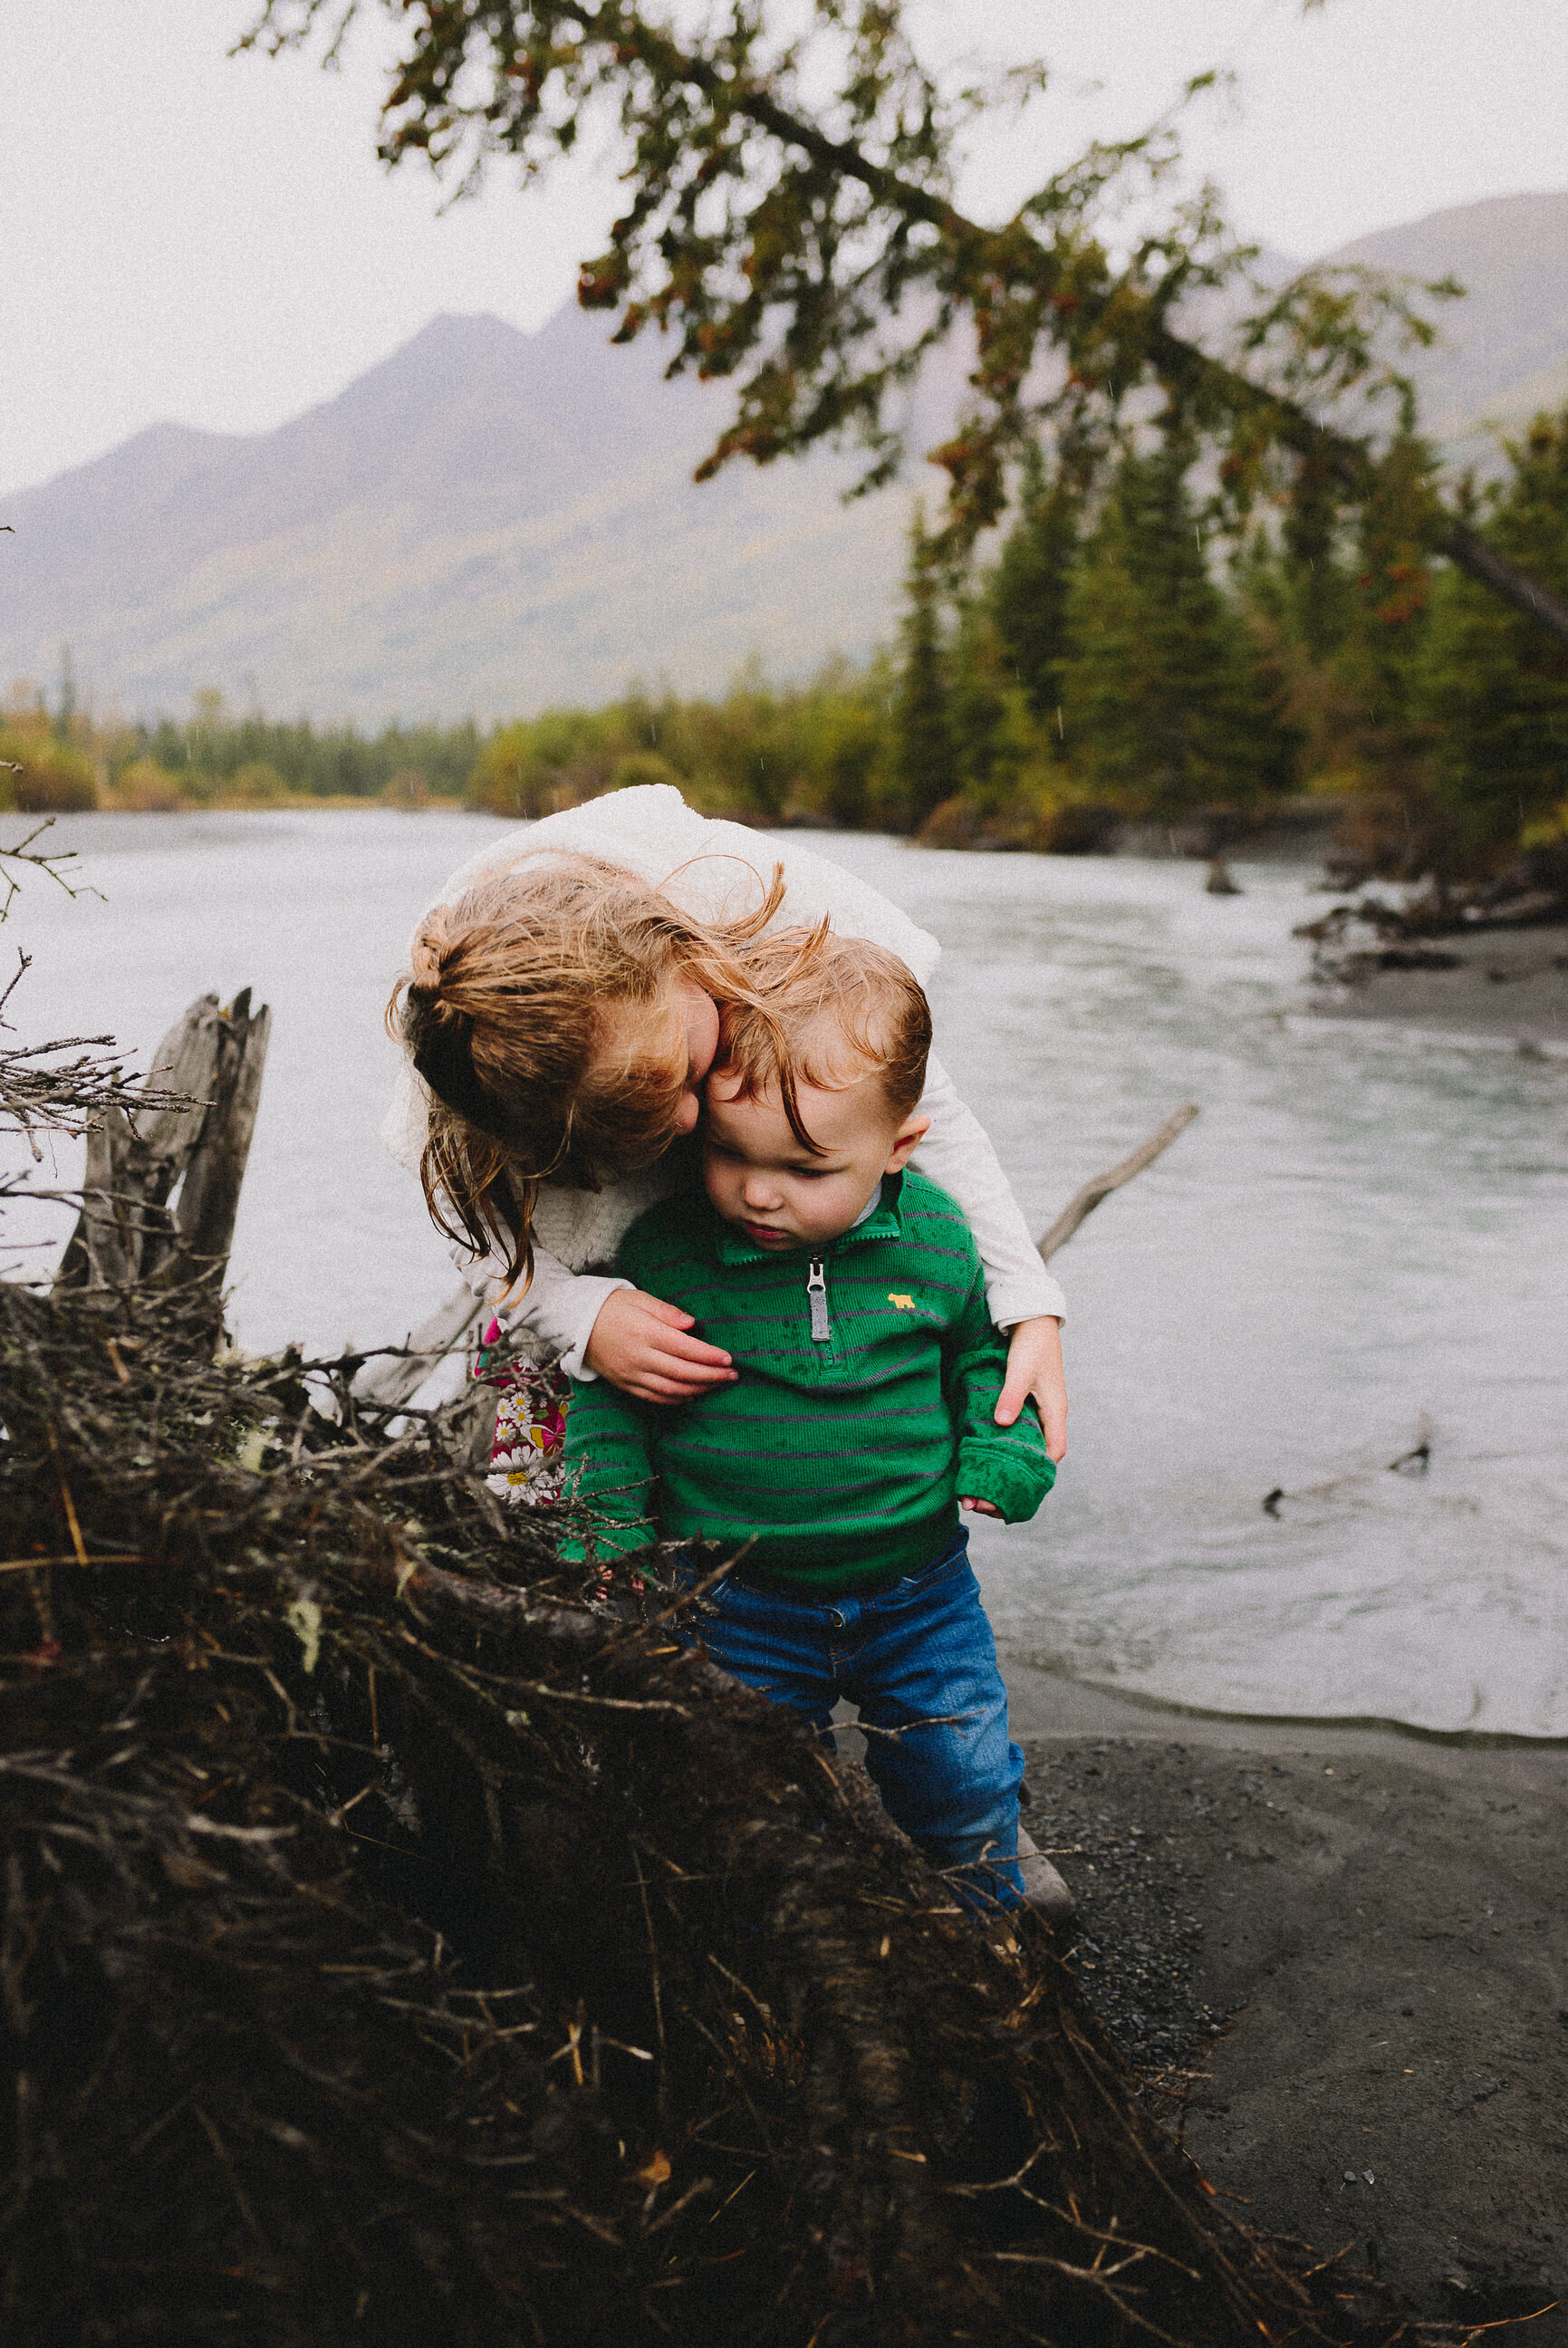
[1438,521,1568,646]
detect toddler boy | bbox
[563,937,1068,1920]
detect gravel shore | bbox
[1002,1666,1568,2338]
[1301,919,1568,1047]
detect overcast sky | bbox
[4,0,1565,499]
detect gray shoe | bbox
[1015,1826,1075,1924]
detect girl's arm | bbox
[447,1051,1064,1412]
[450,1233,627,1379]
[911,1054,1068,1459]
[912,1054,1066,1329]
[458,1235,736,1399]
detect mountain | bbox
[0,307,936,726]
[1325,189,1568,454]
[2,189,1565,725]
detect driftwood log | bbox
[54,986,270,1330]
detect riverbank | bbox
[1000,1664,1568,2338]
[1302,919,1568,1048]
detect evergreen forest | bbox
[6,411,1568,890]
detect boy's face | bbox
[702,1063,928,1250]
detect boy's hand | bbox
[959,1495,1003,1518]
[585,1287,737,1404]
[995,1315,1066,1462]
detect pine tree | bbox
[1415,409,1568,868]
[990,446,1081,725]
[1342,434,1439,723]
[53,644,78,746]
[1058,438,1278,815]
[892,509,959,831]
[1278,443,1357,662]
[948,597,1010,794]
[1241,437,1437,837]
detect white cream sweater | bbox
[383,786,1066,1373]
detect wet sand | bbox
[1004,1662,1568,2338]
[1302,921,1568,1049]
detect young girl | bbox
[384,784,1067,1464]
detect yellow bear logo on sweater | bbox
[888,1293,917,1310]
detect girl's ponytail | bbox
[403,903,532,1154]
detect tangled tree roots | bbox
[0,1279,1444,2346]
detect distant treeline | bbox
[6,409,1567,883]
[0,687,479,816]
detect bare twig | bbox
[0,949,193,1152]
[0,819,102,924]
[351,1285,485,1409]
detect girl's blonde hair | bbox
[389,851,824,1287]
[715,930,932,1134]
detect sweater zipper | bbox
[805,1256,832,1343]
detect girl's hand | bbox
[585,1287,738,1404]
[995,1315,1067,1463]
[959,1496,1003,1518]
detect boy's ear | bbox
[883,1113,930,1175]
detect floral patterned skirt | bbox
[474,1320,572,1507]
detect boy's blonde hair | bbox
[389,852,829,1287]
[714,929,932,1142]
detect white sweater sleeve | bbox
[452,1232,630,1381]
[913,1054,1066,1328]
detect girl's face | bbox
[669,980,720,1134]
[587,977,718,1146]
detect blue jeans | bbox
[677,1528,1024,1911]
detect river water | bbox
[8,809,1567,1737]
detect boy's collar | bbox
[710,1172,905,1265]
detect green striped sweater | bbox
[562,1169,1053,1590]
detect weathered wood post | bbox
[54,987,271,1339]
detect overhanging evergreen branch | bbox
[240,1,1568,641]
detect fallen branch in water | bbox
[1037,1103,1201,1264]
